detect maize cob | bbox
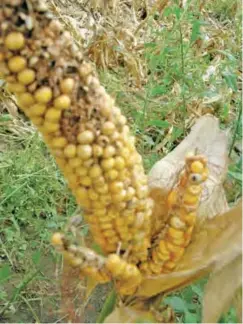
[139,153,208,275]
[0,0,154,262]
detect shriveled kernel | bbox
[105,169,118,181]
[54,95,71,110]
[102,121,115,135]
[109,181,123,193]
[60,78,74,94]
[45,108,61,122]
[8,56,26,73]
[43,121,59,133]
[89,165,102,178]
[77,130,95,144]
[137,186,149,199]
[77,145,92,160]
[183,212,196,226]
[101,158,115,170]
[76,166,88,176]
[103,145,116,158]
[4,32,25,50]
[114,156,125,170]
[190,161,204,174]
[167,190,178,208]
[51,232,64,248]
[64,144,77,158]
[29,103,46,116]
[17,69,35,85]
[186,185,202,195]
[92,144,103,157]
[17,92,35,107]
[170,216,186,230]
[51,137,67,148]
[7,82,25,93]
[35,86,53,103]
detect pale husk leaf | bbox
[202,255,242,323]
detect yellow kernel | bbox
[64,144,77,158]
[163,261,176,270]
[77,145,92,160]
[183,193,199,205]
[76,166,88,176]
[42,121,60,133]
[17,92,35,107]
[102,121,115,135]
[171,247,185,261]
[32,117,44,126]
[166,241,183,254]
[17,68,35,85]
[101,158,115,170]
[183,212,196,226]
[80,176,92,186]
[167,190,178,208]
[76,187,88,200]
[28,103,46,116]
[109,181,123,193]
[54,95,71,110]
[4,32,25,50]
[45,108,61,122]
[35,86,53,103]
[119,147,130,159]
[167,227,184,240]
[103,145,116,158]
[106,254,125,275]
[114,156,125,170]
[190,161,204,174]
[77,130,95,144]
[95,208,107,216]
[96,184,109,194]
[158,240,170,256]
[136,186,149,199]
[51,137,67,148]
[51,232,64,248]
[155,250,170,261]
[112,189,126,202]
[88,189,99,201]
[8,56,26,73]
[60,78,74,94]
[103,230,117,238]
[105,169,119,181]
[89,165,102,178]
[93,176,105,187]
[7,82,25,93]
[92,144,103,157]
[68,157,82,168]
[125,187,136,200]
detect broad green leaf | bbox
[0,264,11,283]
[164,296,187,312]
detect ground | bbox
[0,0,241,322]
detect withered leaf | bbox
[202,255,242,323]
[104,306,157,323]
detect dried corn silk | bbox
[0,0,153,262]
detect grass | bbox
[0,0,242,322]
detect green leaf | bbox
[32,250,41,265]
[223,72,238,91]
[150,85,167,97]
[147,120,170,128]
[164,296,187,312]
[185,311,199,323]
[0,264,11,283]
[97,290,117,323]
[191,20,202,42]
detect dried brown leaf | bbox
[104,305,157,323]
[137,201,242,297]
